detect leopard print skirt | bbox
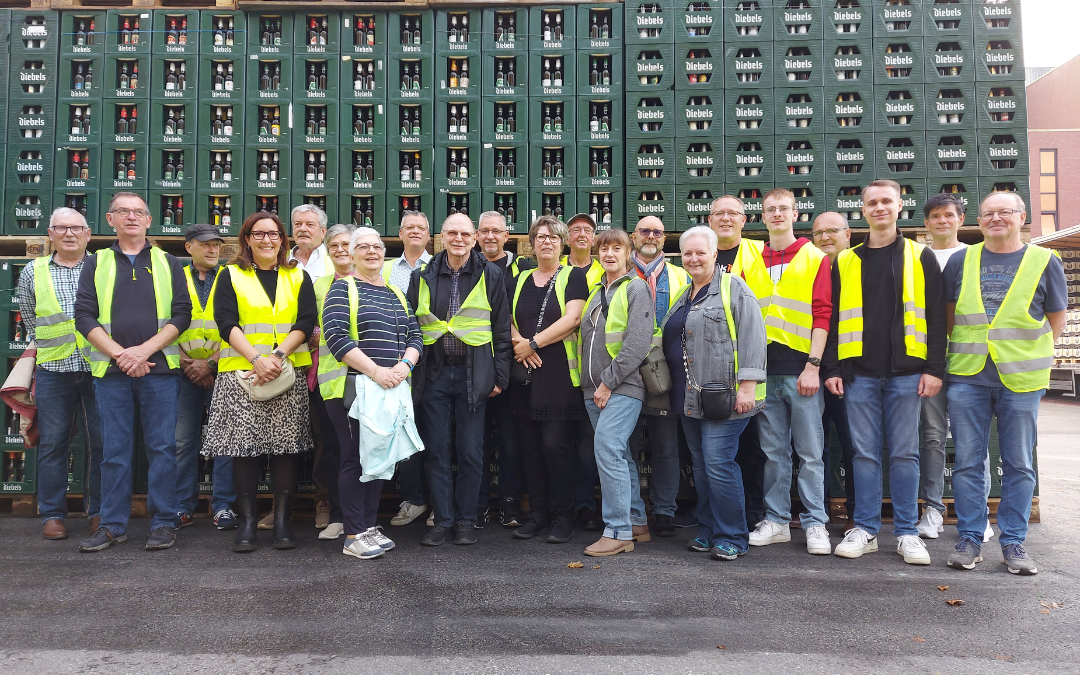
[201,366,313,458]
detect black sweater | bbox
[74,241,192,376]
[213,266,317,343]
[823,230,947,382]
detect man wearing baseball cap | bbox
[174,224,236,531]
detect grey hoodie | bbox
[579,273,655,402]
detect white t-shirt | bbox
[289,244,330,281]
[931,243,968,271]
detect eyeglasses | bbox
[710,210,745,219]
[568,225,594,234]
[978,208,1020,221]
[812,227,848,239]
[764,205,792,215]
[442,230,472,240]
[109,207,150,219]
[353,243,385,253]
[635,228,665,239]
[534,234,561,243]
[248,230,282,241]
[400,223,428,233]
[49,225,88,235]
[328,242,350,252]
[477,228,507,236]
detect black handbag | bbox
[511,267,560,387]
[682,311,736,421]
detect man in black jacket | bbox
[824,180,947,567]
[406,213,513,546]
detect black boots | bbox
[233,492,258,553]
[271,490,297,549]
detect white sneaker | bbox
[342,532,385,560]
[426,511,435,527]
[896,534,931,565]
[834,527,878,559]
[916,507,944,539]
[749,520,791,546]
[368,525,396,551]
[983,510,994,543]
[390,501,428,526]
[318,522,344,540]
[805,525,832,555]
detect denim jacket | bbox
[659,271,768,420]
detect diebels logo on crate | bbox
[885,97,915,118]
[836,147,865,163]
[935,95,966,119]
[982,4,1014,20]
[835,97,864,118]
[833,7,862,27]
[14,201,45,219]
[834,51,863,71]
[936,145,967,162]
[883,6,914,22]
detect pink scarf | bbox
[631,251,664,300]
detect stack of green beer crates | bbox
[0,259,35,497]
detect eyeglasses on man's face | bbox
[50,225,88,235]
[764,205,792,215]
[978,208,1021,221]
[635,228,664,239]
[109,207,150,219]
[812,227,848,240]
[248,230,282,241]
[710,210,745,219]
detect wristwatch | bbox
[529,339,539,352]
[272,349,286,360]
[807,357,822,367]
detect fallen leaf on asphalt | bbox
[717,646,726,650]
[593,566,600,569]
[945,599,965,606]
[937,585,949,592]
[994,655,1013,661]
[912,637,926,643]
[1039,600,1064,610]
[567,562,584,569]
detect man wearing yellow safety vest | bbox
[823,180,947,566]
[629,216,690,538]
[174,224,235,532]
[74,192,192,553]
[476,210,535,528]
[17,208,103,542]
[405,213,513,546]
[708,193,769,528]
[942,192,1066,576]
[746,189,836,556]
[562,213,604,531]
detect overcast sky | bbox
[1022,0,1080,67]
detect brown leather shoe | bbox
[43,519,68,540]
[632,525,651,542]
[584,536,634,557]
[89,516,101,532]
[314,500,330,529]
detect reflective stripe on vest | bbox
[579,278,662,372]
[178,266,221,360]
[561,255,605,288]
[718,272,767,402]
[32,256,88,365]
[751,244,827,354]
[315,275,357,399]
[730,239,771,298]
[948,244,1055,392]
[217,265,313,372]
[836,237,928,361]
[87,247,180,377]
[415,272,493,347]
[513,266,581,387]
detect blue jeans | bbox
[920,377,992,514]
[758,375,828,528]
[35,369,103,523]
[95,373,181,535]
[948,382,1042,546]
[846,374,923,537]
[681,414,751,552]
[175,375,234,515]
[585,394,646,541]
[418,364,486,528]
[822,387,855,518]
[641,413,680,517]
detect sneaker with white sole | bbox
[369,525,395,551]
[896,534,931,565]
[748,520,791,546]
[916,507,944,539]
[390,501,428,527]
[343,532,385,560]
[805,525,832,555]
[947,538,983,570]
[1002,543,1038,575]
[834,528,878,559]
[318,522,344,540]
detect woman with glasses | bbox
[203,212,318,553]
[507,216,589,544]
[321,227,423,560]
[306,224,357,542]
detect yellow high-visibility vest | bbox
[729,239,772,298]
[31,255,88,365]
[561,255,605,288]
[949,244,1055,393]
[754,243,828,354]
[513,266,580,386]
[217,265,313,372]
[836,237,928,361]
[415,273,493,347]
[178,266,221,360]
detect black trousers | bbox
[518,418,576,519]
[822,389,856,518]
[310,390,342,522]
[325,397,384,535]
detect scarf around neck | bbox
[631,251,665,298]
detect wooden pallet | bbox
[49,0,236,8]
[0,494,37,517]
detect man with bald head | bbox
[811,212,851,262]
[406,213,513,546]
[629,216,690,537]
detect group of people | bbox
[21,181,1062,575]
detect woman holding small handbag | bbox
[507,216,588,544]
[203,212,317,553]
[660,226,767,561]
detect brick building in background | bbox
[1027,56,1080,237]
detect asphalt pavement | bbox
[2,400,1078,675]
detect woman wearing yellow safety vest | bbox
[506,216,589,545]
[202,212,318,553]
[306,223,358,541]
[660,226,768,561]
[321,227,423,561]
[578,229,658,557]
